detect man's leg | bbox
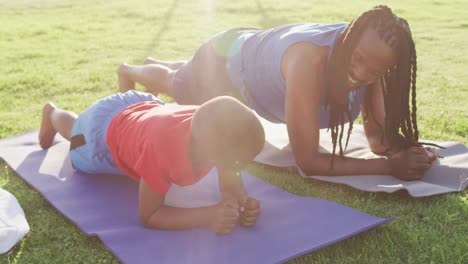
[117,63,176,96]
[143,57,186,70]
[39,103,78,149]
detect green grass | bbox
[0,0,467,263]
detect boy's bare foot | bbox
[39,103,57,149]
[144,56,158,65]
[117,63,135,92]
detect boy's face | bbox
[208,144,258,172]
[217,156,253,172]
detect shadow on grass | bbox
[142,0,180,57]
[140,0,289,59]
[254,0,289,27]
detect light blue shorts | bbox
[70,91,163,175]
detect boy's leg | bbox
[143,57,186,70]
[39,103,78,149]
[117,63,176,96]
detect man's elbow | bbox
[370,144,388,155]
[367,137,388,155]
[364,128,387,154]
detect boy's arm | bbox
[217,168,247,200]
[138,179,239,234]
[217,168,260,227]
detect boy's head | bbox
[190,96,265,170]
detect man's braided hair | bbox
[326,5,419,165]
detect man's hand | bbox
[210,199,240,235]
[424,147,438,162]
[239,197,260,227]
[389,146,434,180]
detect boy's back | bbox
[107,102,212,195]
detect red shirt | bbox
[106,102,212,195]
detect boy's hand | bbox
[389,146,434,181]
[239,197,260,227]
[211,199,240,235]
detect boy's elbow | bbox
[139,209,161,229]
[140,210,169,230]
[140,215,151,228]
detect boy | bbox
[39,91,265,235]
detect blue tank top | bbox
[225,23,366,128]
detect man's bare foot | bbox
[39,103,57,149]
[117,63,135,92]
[144,57,158,65]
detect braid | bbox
[338,116,345,156]
[326,7,382,163]
[345,110,353,150]
[410,41,419,141]
[326,5,421,169]
[401,29,415,142]
[388,17,419,148]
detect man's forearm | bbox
[298,152,392,176]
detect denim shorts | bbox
[70,90,163,175]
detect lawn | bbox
[0,0,467,263]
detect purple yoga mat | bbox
[0,131,395,263]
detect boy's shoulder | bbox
[145,104,198,141]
